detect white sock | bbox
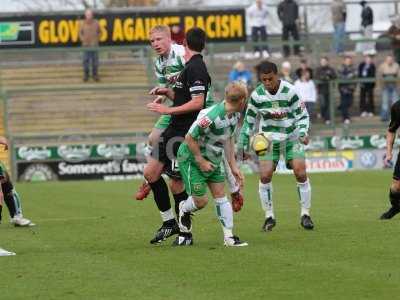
[160,209,175,222]
[182,196,198,213]
[223,156,240,194]
[297,180,311,216]
[259,181,274,218]
[215,196,233,238]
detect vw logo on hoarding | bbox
[359,151,377,169]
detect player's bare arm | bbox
[185,133,214,172]
[148,94,205,116]
[224,137,243,187]
[386,130,396,163]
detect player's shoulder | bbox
[197,102,222,123]
[250,83,266,101]
[281,80,296,94]
[171,43,185,56]
[195,105,218,129]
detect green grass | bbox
[1,171,400,300]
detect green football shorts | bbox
[154,115,172,130]
[259,140,305,164]
[177,144,225,197]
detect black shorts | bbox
[394,152,400,181]
[151,125,186,179]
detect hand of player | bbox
[299,135,309,145]
[152,95,165,104]
[231,166,244,188]
[149,87,170,96]
[147,103,171,115]
[385,151,393,166]
[197,158,214,172]
[0,136,8,150]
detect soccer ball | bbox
[251,133,271,156]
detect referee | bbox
[381,100,400,219]
[144,27,211,244]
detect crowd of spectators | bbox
[230,53,399,125]
[240,0,400,125]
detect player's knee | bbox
[169,180,184,194]
[260,175,272,184]
[143,166,160,183]
[293,168,307,182]
[193,196,208,209]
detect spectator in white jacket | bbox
[247,0,269,58]
[294,69,317,119]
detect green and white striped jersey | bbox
[239,80,309,150]
[154,43,185,88]
[188,101,240,164]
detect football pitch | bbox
[1,170,399,299]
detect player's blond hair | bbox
[225,82,248,103]
[150,25,171,38]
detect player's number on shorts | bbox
[171,159,179,172]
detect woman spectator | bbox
[294,70,317,120]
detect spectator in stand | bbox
[277,0,300,57]
[358,54,376,117]
[378,55,400,121]
[171,24,185,45]
[358,0,375,54]
[294,69,317,120]
[229,61,253,89]
[79,9,101,82]
[295,59,313,80]
[247,0,269,58]
[386,16,400,64]
[280,61,294,83]
[338,56,357,124]
[331,0,347,54]
[315,57,337,124]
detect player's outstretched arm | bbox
[169,94,204,115]
[149,87,175,99]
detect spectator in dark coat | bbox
[358,0,375,53]
[338,56,357,124]
[277,0,300,57]
[315,57,337,124]
[358,54,376,117]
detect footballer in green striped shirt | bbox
[239,60,314,231]
[175,82,248,246]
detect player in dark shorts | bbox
[381,100,400,219]
[144,27,211,245]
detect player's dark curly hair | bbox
[186,27,206,52]
[256,60,278,75]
